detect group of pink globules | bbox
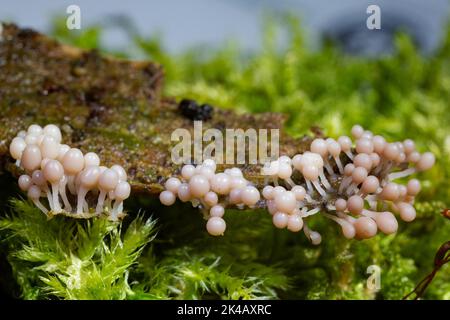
[160,125,435,244]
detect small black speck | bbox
[178,99,213,121]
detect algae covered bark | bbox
[0,23,310,194]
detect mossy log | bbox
[0,23,312,194]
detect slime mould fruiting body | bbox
[161,125,435,244]
[10,123,130,220]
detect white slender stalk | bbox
[33,199,49,215]
[339,176,352,194]
[272,177,279,186]
[51,184,62,213]
[59,177,72,212]
[45,188,54,211]
[336,211,355,223]
[303,207,321,217]
[344,151,354,160]
[333,156,344,174]
[96,191,106,214]
[388,168,416,180]
[323,160,334,176]
[305,180,313,194]
[312,180,327,197]
[284,177,295,188]
[319,171,332,190]
[67,175,76,195]
[76,188,88,214]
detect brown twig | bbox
[403,209,450,300]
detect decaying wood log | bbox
[0,23,312,194]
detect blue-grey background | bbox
[1,0,449,55]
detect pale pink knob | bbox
[287,215,303,232]
[202,159,217,172]
[43,160,64,183]
[114,181,131,201]
[302,165,319,180]
[406,179,421,196]
[375,211,398,234]
[291,185,306,201]
[335,198,347,212]
[240,186,260,206]
[416,152,435,171]
[338,136,352,152]
[274,191,297,214]
[181,164,196,180]
[273,212,288,229]
[262,185,274,200]
[351,125,364,139]
[383,143,400,161]
[57,144,70,162]
[360,176,379,194]
[165,177,182,194]
[210,173,231,195]
[354,217,378,239]
[204,191,219,206]
[372,135,386,154]
[160,190,176,206]
[177,183,191,202]
[79,166,101,188]
[277,162,292,179]
[84,152,101,167]
[27,185,42,200]
[98,169,119,192]
[206,217,226,236]
[210,205,225,218]
[379,183,400,201]
[351,167,368,184]
[310,138,328,157]
[18,175,32,191]
[397,202,416,222]
[21,145,42,172]
[347,195,364,214]
[43,124,62,142]
[353,154,372,171]
[355,138,374,154]
[188,175,210,198]
[27,124,43,136]
[230,177,247,190]
[228,188,242,204]
[40,136,59,159]
[62,148,85,175]
[10,137,26,160]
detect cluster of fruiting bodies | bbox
[9,124,130,220]
[160,159,260,236]
[160,125,435,244]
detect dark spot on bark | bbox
[85,87,109,126]
[178,99,214,121]
[40,78,64,96]
[71,129,86,143]
[128,166,137,177]
[214,121,226,131]
[17,28,38,39]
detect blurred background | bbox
[1,0,449,56]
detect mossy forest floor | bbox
[0,16,449,299]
